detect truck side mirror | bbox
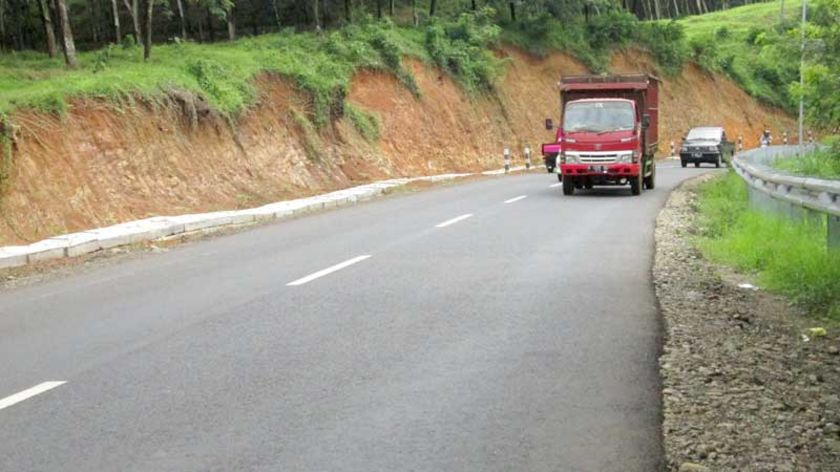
[545,118,554,130]
[642,114,651,128]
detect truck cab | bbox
[542,75,659,196]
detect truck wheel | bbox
[630,173,642,196]
[644,164,656,190]
[715,155,721,168]
[557,173,563,182]
[562,176,574,195]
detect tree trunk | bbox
[429,0,436,16]
[376,0,382,18]
[38,0,58,57]
[509,2,516,22]
[54,0,76,67]
[123,0,142,44]
[273,0,283,28]
[0,0,5,52]
[389,0,394,17]
[344,0,350,22]
[142,0,152,60]
[110,0,121,42]
[89,0,101,44]
[206,7,215,41]
[471,0,476,10]
[671,0,680,17]
[653,0,662,19]
[174,0,186,39]
[412,0,418,25]
[225,6,235,40]
[314,0,321,31]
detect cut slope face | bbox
[610,50,794,150]
[0,48,793,245]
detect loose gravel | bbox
[655,175,840,472]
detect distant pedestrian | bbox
[759,126,772,147]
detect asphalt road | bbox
[0,163,705,471]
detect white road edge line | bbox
[435,214,474,228]
[0,381,66,411]
[286,255,372,286]
[504,195,528,204]
[549,183,562,188]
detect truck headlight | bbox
[565,153,579,164]
[617,152,633,163]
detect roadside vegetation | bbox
[773,137,840,178]
[696,171,840,320]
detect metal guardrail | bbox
[732,145,840,249]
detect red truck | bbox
[541,74,660,196]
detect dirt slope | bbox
[0,48,794,245]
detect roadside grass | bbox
[697,171,840,320]
[773,139,840,179]
[675,0,802,110]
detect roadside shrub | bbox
[425,8,502,92]
[638,21,689,75]
[186,58,254,117]
[689,36,720,71]
[344,103,380,142]
[586,10,637,51]
[745,26,765,45]
[715,26,731,40]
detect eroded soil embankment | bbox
[0,48,794,245]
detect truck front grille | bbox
[579,154,618,164]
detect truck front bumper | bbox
[560,163,640,178]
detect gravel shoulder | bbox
[655,175,840,472]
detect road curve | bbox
[0,163,707,471]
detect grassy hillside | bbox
[0,9,690,125]
[676,0,802,110]
[0,25,431,125]
[0,4,803,125]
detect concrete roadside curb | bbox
[0,168,534,269]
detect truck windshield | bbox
[563,101,635,134]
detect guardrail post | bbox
[830,215,840,251]
[503,147,511,174]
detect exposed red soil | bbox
[0,48,794,245]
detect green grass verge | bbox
[773,137,840,179]
[696,171,840,319]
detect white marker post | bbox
[524,145,531,170]
[503,147,511,174]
